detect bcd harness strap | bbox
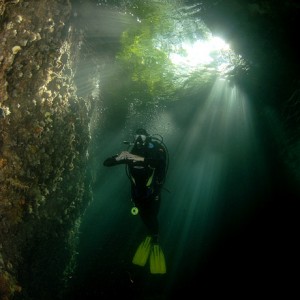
[131,167,155,187]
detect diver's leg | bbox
[138,196,161,240]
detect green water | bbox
[65,0,299,298]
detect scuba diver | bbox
[103,128,168,274]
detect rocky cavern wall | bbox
[0,0,92,299]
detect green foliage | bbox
[115,0,237,103]
[116,1,179,101]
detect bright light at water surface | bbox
[169,36,232,74]
[170,37,230,67]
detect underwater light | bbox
[169,36,230,69]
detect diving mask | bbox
[135,134,147,142]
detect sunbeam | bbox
[163,77,264,276]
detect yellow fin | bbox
[132,236,152,267]
[150,244,166,274]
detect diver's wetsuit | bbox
[103,139,166,240]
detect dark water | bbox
[64,93,298,299]
[65,1,299,299]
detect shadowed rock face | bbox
[0,1,92,299]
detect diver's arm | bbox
[125,153,144,162]
[103,151,144,167]
[103,155,122,167]
[103,151,128,167]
